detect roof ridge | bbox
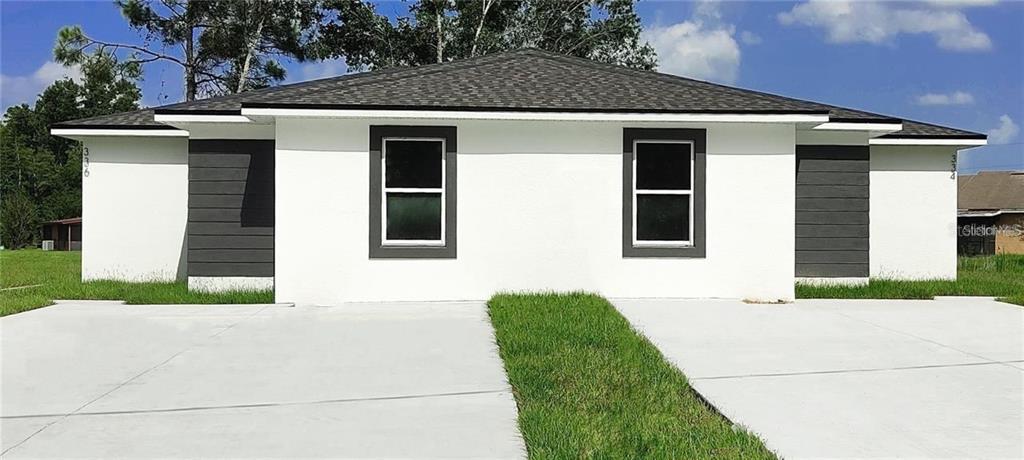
[249,51,527,106]
[151,53,518,112]
[493,50,920,122]
[520,50,848,116]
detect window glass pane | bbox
[636,142,691,190]
[386,193,442,240]
[385,140,442,188]
[636,194,690,241]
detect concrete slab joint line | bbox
[1,304,271,456]
[613,297,1024,459]
[3,389,512,420]
[1,301,526,459]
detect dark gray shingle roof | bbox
[51,109,172,129]
[53,49,983,139]
[881,119,986,139]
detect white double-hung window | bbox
[381,138,446,245]
[369,125,456,259]
[631,140,694,246]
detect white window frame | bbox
[381,137,446,247]
[632,139,695,247]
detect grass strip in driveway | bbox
[796,255,1024,306]
[487,292,775,459]
[1,249,272,316]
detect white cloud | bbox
[924,0,998,8]
[915,91,975,105]
[778,0,993,52]
[645,22,741,84]
[292,58,348,83]
[0,61,82,110]
[645,3,741,84]
[693,0,723,20]
[740,31,763,45]
[987,115,1019,144]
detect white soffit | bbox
[239,107,831,123]
[870,138,987,146]
[50,128,189,138]
[812,122,903,132]
[153,114,255,124]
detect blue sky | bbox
[1,0,1021,173]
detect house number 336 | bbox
[82,146,90,178]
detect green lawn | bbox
[0,249,272,317]
[796,254,1024,306]
[488,292,775,459]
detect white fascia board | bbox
[959,209,1024,217]
[870,137,987,146]
[958,210,1002,217]
[812,122,903,132]
[153,114,254,123]
[240,107,830,123]
[50,128,189,138]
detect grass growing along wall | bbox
[1,249,272,317]
[488,292,775,459]
[796,254,1024,306]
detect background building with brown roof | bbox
[958,171,1024,255]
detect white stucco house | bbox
[51,49,987,304]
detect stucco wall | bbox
[870,145,958,279]
[81,137,188,281]
[996,213,1024,254]
[275,119,796,304]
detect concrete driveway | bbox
[1,301,524,458]
[615,297,1023,459]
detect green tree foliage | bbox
[0,52,139,247]
[0,191,40,249]
[314,0,656,71]
[55,0,320,101]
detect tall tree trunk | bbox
[470,0,495,57]
[435,9,444,63]
[184,26,196,101]
[237,16,265,93]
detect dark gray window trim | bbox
[369,125,457,259]
[622,128,706,258]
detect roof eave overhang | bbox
[237,104,830,123]
[870,136,987,146]
[50,126,188,139]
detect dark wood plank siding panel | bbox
[188,262,275,277]
[795,145,869,278]
[796,237,868,251]
[189,249,274,263]
[189,235,275,249]
[795,264,869,277]
[188,223,274,236]
[189,167,252,181]
[796,198,869,211]
[796,211,869,225]
[795,250,868,263]
[190,194,272,209]
[797,185,869,198]
[796,172,869,185]
[796,224,869,238]
[793,159,869,172]
[188,139,274,278]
